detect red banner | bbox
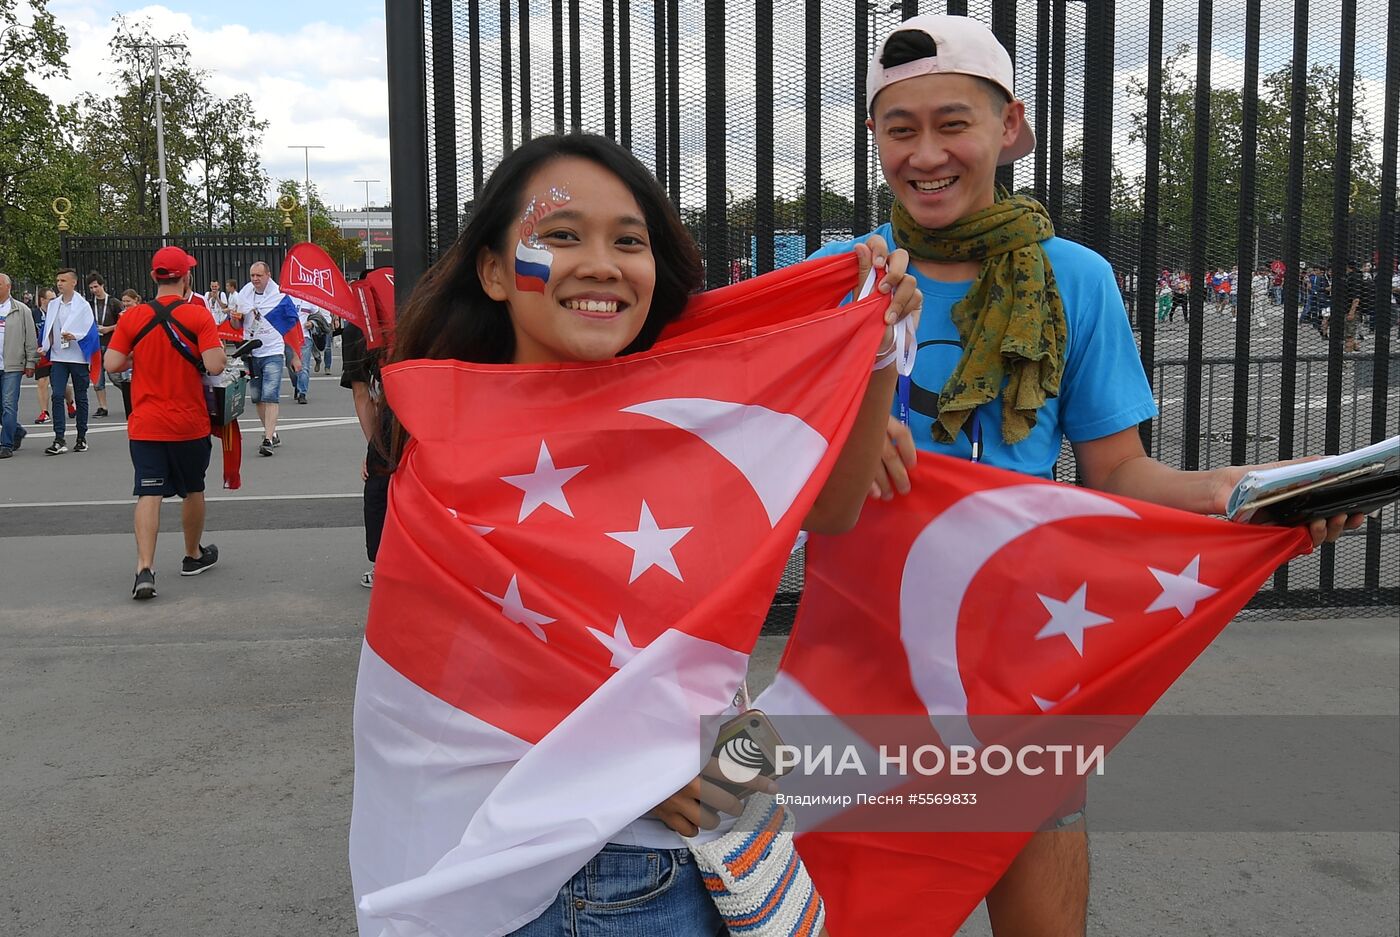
[280,242,362,327]
[355,267,395,350]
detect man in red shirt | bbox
[105,246,228,600]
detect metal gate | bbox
[385,0,1399,617]
[60,231,293,300]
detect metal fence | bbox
[386,0,1399,616]
[59,232,294,301]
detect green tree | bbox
[0,2,93,284]
[188,90,271,229]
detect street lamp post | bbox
[353,178,381,269]
[288,145,326,243]
[126,41,185,242]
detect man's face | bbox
[249,266,269,291]
[0,279,11,302]
[868,73,1023,231]
[56,272,76,297]
[89,281,104,297]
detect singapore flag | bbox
[758,453,1312,937]
[349,254,889,936]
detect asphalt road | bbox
[1,364,1396,936]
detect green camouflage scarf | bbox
[890,187,1067,446]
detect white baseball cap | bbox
[867,14,1035,166]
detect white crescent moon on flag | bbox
[901,484,1139,746]
[621,398,828,527]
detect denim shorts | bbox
[248,353,284,405]
[509,844,725,937]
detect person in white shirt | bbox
[205,279,229,324]
[288,299,321,405]
[1251,269,1270,327]
[39,268,98,454]
[233,261,301,456]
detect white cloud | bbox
[34,2,390,211]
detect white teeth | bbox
[912,178,956,193]
[564,299,619,313]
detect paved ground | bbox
[1,365,1396,936]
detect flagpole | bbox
[124,40,185,243]
[354,178,381,268]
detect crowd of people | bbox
[0,264,342,460]
[1142,260,1399,351]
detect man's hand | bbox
[871,415,917,500]
[291,354,302,373]
[60,331,76,341]
[1213,460,1368,547]
[23,368,34,378]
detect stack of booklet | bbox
[1227,436,1400,525]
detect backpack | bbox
[130,296,206,375]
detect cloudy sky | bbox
[34,0,391,211]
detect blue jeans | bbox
[1,370,25,449]
[509,845,724,937]
[287,335,312,396]
[248,353,283,405]
[50,359,90,441]
[324,333,333,371]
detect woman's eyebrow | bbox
[537,208,647,228]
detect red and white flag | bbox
[350,255,887,937]
[759,454,1310,936]
[280,242,363,327]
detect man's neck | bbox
[911,257,982,283]
[155,287,183,300]
[59,291,75,302]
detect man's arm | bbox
[104,347,131,373]
[351,382,376,444]
[1073,426,1364,547]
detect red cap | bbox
[151,246,198,278]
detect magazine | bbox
[1227,436,1400,525]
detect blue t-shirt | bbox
[811,225,1157,479]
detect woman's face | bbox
[121,295,137,309]
[479,156,657,364]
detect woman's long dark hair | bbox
[391,133,704,367]
[383,134,704,467]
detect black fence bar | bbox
[518,0,531,141]
[1135,0,1164,454]
[1321,0,1358,590]
[704,0,726,289]
[1367,1,1400,587]
[666,0,680,206]
[569,0,581,130]
[804,0,822,256]
[431,0,462,250]
[946,0,966,16]
[552,0,564,133]
[500,0,514,156]
[756,0,775,275]
[1184,0,1212,471]
[384,0,429,305]
[991,0,1016,194]
[1231,0,1261,465]
[855,0,870,237]
[1081,0,1113,259]
[1034,0,1049,203]
[603,0,616,140]
[619,0,631,148]
[465,0,483,194]
[653,0,666,187]
[1273,0,1308,593]
[902,0,917,18]
[1048,0,1065,226]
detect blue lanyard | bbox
[897,374,911,426]
[968,410,983,463]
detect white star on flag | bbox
[1145,555,1219,617]
[446,508,494,536]
[605,501,693,583]
[1032,684,1081,712]
[501,441,588,522]
[1034,583,1113,656]
[478,575,556,642]
[586,617,643,670]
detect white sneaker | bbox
[360,568,374,589]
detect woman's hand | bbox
[651,767,778,837]
[871,415,917,501]
[854,234,922,328]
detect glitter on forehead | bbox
[520,197,539,225]
[548,186,571,204]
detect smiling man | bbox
[808,13,1365,937]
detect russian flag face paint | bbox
[514,240,553,293]
[513,186,571,294]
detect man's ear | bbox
[1002,99,1027,150]
[478,247,510,302]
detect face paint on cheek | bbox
[513,186,572,294]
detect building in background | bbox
[329,208,394,273]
